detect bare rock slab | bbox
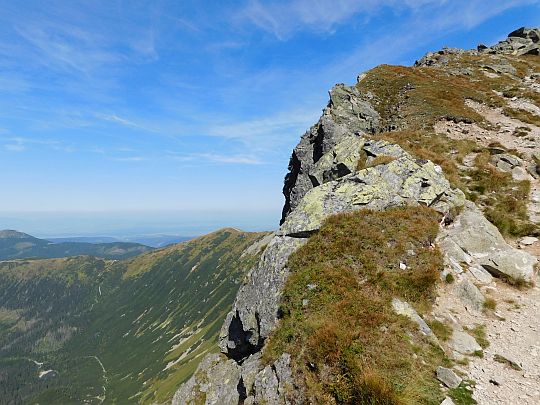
[439,202,537,283]
[449,329,482,359]
[437,366,463,389]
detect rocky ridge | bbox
[173,28,539,404]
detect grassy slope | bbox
[358,53,539,236]
[0,228,266,404]
[264,207,448,404]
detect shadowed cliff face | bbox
[173,27,540,404]
[280,84,381,224]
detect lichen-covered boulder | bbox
[439,203,537,282]
[281,84,380,224]
[306,133,365,187]
[278,141,465,237]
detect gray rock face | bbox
[171,354,240,405]
[455,278,485,312]
[219,235,306,360]
[448,330,482,359]
[280,84,380,224]
[491,153,523,172]
[484,27,540,56]
[250,354,294,404]
[468,265,494,285]
[391,298,435,338]
[436,366,463,389]
[439,203,538,283]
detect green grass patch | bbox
[465,325,489,349]
[483,297,497,312]
[493,354,522,370]
[448,380,477,405]
[427,319,453,342]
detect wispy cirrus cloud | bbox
[173,153,263,165]
[238,0,538,39]
[238,0,439,39]
[13,23,120,74]
[2,136,61,152]
[97,113,148,129]
[111,156,147,162]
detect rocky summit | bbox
[174,27,540,405]
[3,26,540,405]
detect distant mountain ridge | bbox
[0,229,153,260]
[47,234,192,248]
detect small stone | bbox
[440,397,456,405]
[306,283,317,290]
[302,299,309,307]
[520,236,538,246]
[455,278,485,311]
[436,366,462,389]
[448,330,482,356]
[399,262,407,270]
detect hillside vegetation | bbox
[0,228,267,404]
[265,207,448,404]
[359,53,540,236]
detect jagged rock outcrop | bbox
[280,84,380,224]
[416,27,540,68]
[278,139,465,237]
[175,86,465,404]
[480,27,540,56]
[172,29,540,404]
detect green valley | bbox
[0,228,268,404]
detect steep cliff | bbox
[174,28,539,404]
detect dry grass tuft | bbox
[264,206,448,404]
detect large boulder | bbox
[278,140,465,237]
[439,203,537,282]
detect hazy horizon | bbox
[0,209,279,239]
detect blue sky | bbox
[0,0,539,235]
